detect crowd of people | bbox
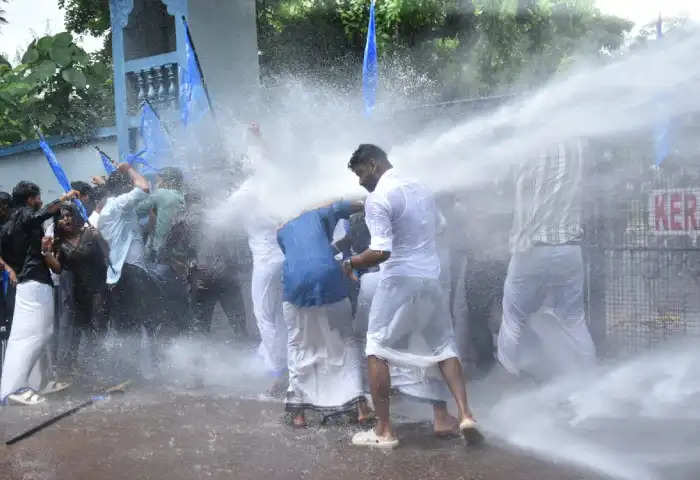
[0,124,597,448]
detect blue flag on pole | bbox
[135,101,173,173]
[99,150,116,174]
[179,17,211,127]
[654,14,671,167]
[362,0,378,115]
[37,134,89,221]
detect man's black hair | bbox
[158,167,184,191]
[0,191,11,207]
[105,170,133,197]
[91,184,108,204]
[71,181,93,197]
[12,181,41,207]
[348,144,389,169]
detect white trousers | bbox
[497,245,596,376]
[251,259,287,374]
[361,274,455,402]
[283,299,364,411]
[1,281,54,399]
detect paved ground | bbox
[0,384,602,480]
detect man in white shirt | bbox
[97,163,157,347]
[497,141,596,377]
[343,144,480,448]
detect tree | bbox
[0,32,113,145]
[57,0,112,58]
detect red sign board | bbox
[649,189,700,234]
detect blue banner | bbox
[99,150,116,174]
[136,101,173,173]
[179,17,211,126]
[38,134,89,221]
[362,0,378,115]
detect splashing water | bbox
[482,341,700,480]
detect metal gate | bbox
[586,141,700,356]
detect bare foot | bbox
[357,399,374,425]
[292,412,307,428]
[434,413,460,437]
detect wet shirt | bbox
[277,201,353,307]
[98,188,149,284]
[10,202,61,286]
[510,141,584,252]
[364,169,441,280]
[57,228,107,294]
[136,188,185,256]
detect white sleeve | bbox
[365,193,393,252]
[113,188,149,211]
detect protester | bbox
[497,141,596,378]
[97,163,162,374]
[71,181,94,215]
[0,182,78,405]
[136,167,185,261]
[344,144,480,448]
[42,203,109,376]
[224,122,288,394]
[277,199,371,428]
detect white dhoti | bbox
[497,245,596,376]
[283,299,364,412]
[364,275,457,403]
[1,281,54,400]
[251,260,287,374]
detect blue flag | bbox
[654,14,670,167]
[136,101,173,173]
[179,17,211,126]
[362,0,378,115]
[99,150,116,174]
[1,270,8,296]
[38,134,89,221]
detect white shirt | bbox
[88,210,100,228]
[98,188,149,284]
[365,169,441,279]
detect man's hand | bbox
[60,189,80,202]
[6,267,17,286]
[117,162,132,173]
[342,258,358,282]
[92,175,107,185]
[41,236,53,254]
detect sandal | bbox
[459,418,484,445]
[6,388,46,406]
[351,429,399,449]
[40,380,71,395]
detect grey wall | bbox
[0,138,118,201]
[187,0,260,121]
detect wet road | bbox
[0,384,601,480]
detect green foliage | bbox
[256,0,632,98]
[0,32,114,146]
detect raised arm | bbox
[118,162,150,192]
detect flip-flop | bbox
[6,389,46,406]
[40,380,71,395]
[460,418,484,445]
[351,429,399,449]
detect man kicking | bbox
[343,144,480,448]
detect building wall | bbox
[0,138,117,200]
[187,0,260,120]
